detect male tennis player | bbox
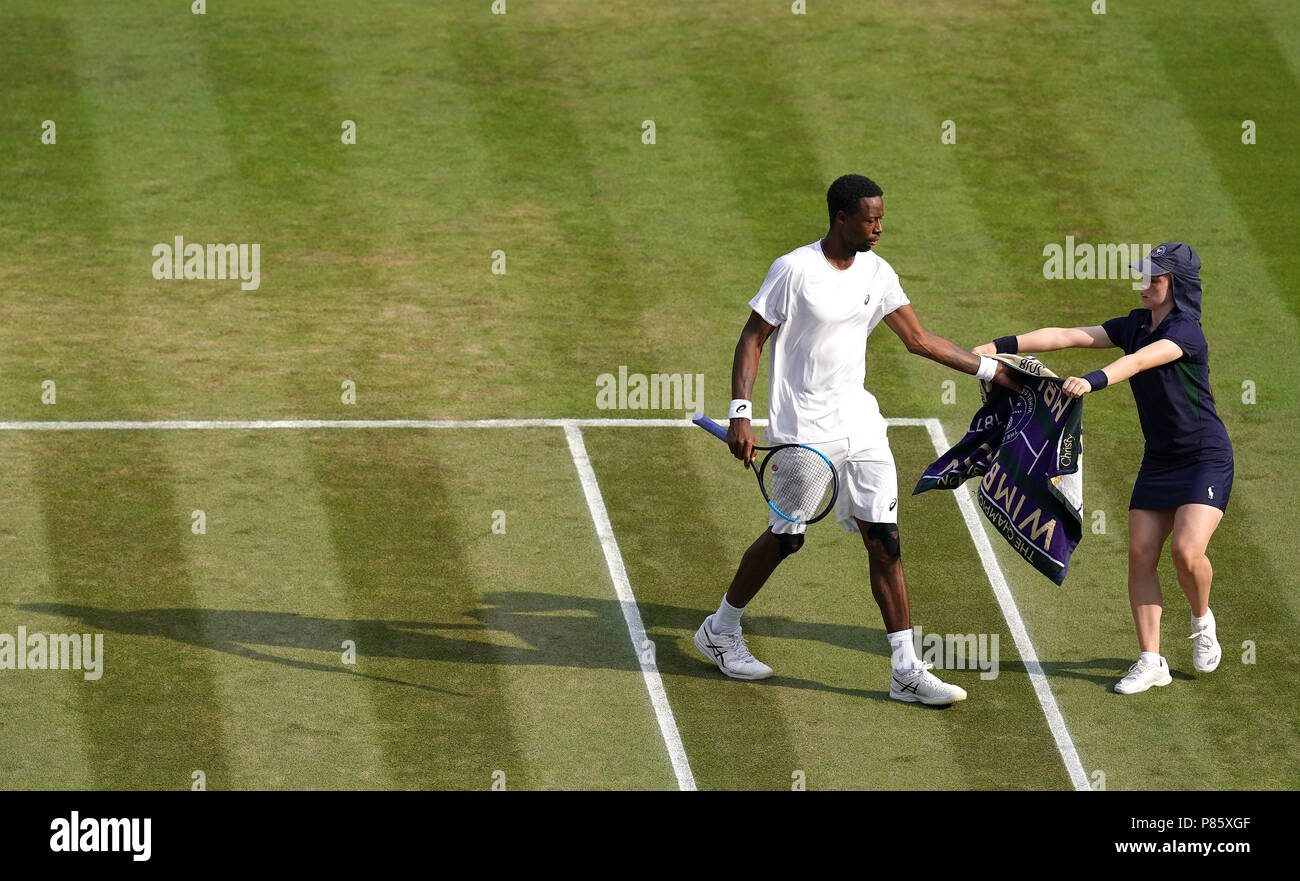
[694,174,1018,705]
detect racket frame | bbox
[691,413,839,524]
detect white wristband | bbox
[975,356,998,382]
[728,399,753,420]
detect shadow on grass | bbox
[19,593,902,702]
[24,594,1141,702]
[21,594,1150,699]
[15,601,469,697]
[993,658,1198,691]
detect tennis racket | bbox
[692,412,839,525]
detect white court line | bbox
[563,423,697,791]
[2,414,1087,790]
[0,416,940,431]
[0,417,748,430]
[923,420,1090,792]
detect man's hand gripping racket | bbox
[692,412,839,525]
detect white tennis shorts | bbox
[768,436,899,536]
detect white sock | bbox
[1191,608,1214,630]
[1139,651,1162,666]
[888,628,918,672]
[712,595,744,635]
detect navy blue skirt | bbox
[1130,451,1234,512]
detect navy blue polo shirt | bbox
[1101,309,1232,460]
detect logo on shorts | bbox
[1208,486,1215,499]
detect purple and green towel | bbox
[915,355,1084,585]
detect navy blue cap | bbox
[1130,241,1203,319]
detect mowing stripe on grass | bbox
[304,431,523,788]
[923,420,1090,792]
[161,432,401,789]
[1139,3,1300,322]
[443,9,666,414]
[6,9,234,788]
[0,435,95,789]
[564,424,695,791]
[29,435,235,789]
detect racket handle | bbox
[691,412,730,443]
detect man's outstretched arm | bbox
[882,305,1019,391]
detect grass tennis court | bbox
[1,0,1297,790]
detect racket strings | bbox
[762,446,836,522]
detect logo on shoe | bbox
[892,675,919,694]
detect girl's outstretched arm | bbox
[1061,338,1183,398]
[972,326,1112,355]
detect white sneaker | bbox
[890,661,967,706]
[1189,615,1221,673]
[1114,655,1173,694]
[694,616,773,680]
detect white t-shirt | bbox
[748,240,910,447]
